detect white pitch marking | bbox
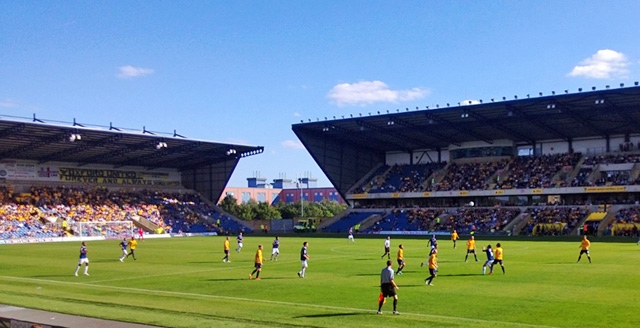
[0,275,559,328]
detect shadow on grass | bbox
[91,259,122,263]
[438,273,481,277]
[354,273,379,277]
[206,276,293,282]
[293,312,367,318]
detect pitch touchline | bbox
[0,275,558,328]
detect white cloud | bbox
[327,80,429,107]
[117,65,154,79]
[568,49,629,79]
[281,139,305,150]
[293,112,301,117]
[0,99,17,108]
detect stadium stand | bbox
[429,159,509,191]
[323,211,384,233]
[519,206,588,236]
[0,184,250,240]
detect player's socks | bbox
[256,271,260,279]
[393,299,397,311]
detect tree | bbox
[254,202,282,220]
[276,202,300,219]
[218,195,240,217]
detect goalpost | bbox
[72,221,135,239]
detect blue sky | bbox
[1,1,639,187]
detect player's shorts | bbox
[348,235,354,240]
[384,247,390,253]
[238,242,243,248]
[493,259,503,265]
[429,268,437,276]
[467,249,476,254]
[122,249,128,256]
[484,260,494,266]
[78,258,89,265]
[381,283,396,297]
[301,260,308,267]
[580,250,589,255]
[272,248,279,255]
[224,250,229,255]
[254,263,262,269]
[397,259,405,266]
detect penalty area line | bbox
[0,275,558,328]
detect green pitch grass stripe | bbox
[91,252,359,284]
[0,275,559,328]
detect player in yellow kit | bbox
[222,236,230,263]
[577,235,591,263]
[396,244,405,275]
[250,245,264,280]
[126,236,137,260]
[451,230,459,249]
[464,236,478,262]
[425,248,438,286]
[491,243,505,274]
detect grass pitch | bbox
[0,235,639,328]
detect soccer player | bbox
[138,227,144,241]
[118,238,128,262]
[425,248,437,286]
[297,241,309,278]
[236,232,244,253]
[491,242,505,274]
[222,236,231,262]
[74,242,89,276]
[429,234,438,251]
[451,230,459,249]
[381,236,391,259]
[396,244,405,275]
[270,236,280,261]
[126,236,137,260]
[377,260,399,315]
[249,245,264,280]
[482,244,494,275]
[577,235,592,263]
[465,236,478,262]
[348,227,355,243]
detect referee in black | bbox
[377,260,399,315]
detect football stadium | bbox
[2,85,640,327]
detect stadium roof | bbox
[0,116,264,171]
[292,85,640,198]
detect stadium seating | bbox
[0,185,250,239]
[323,211,383,233]
[519,206,588,236]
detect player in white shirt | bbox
[348,227,355,242]
[381,236,391,259]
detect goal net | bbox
[71,221,135,239]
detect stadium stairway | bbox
[316,211,349,231]
[509,211,532,236]
[356,211,387,231]
[134,216,159,233]
[596,204,625,236]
